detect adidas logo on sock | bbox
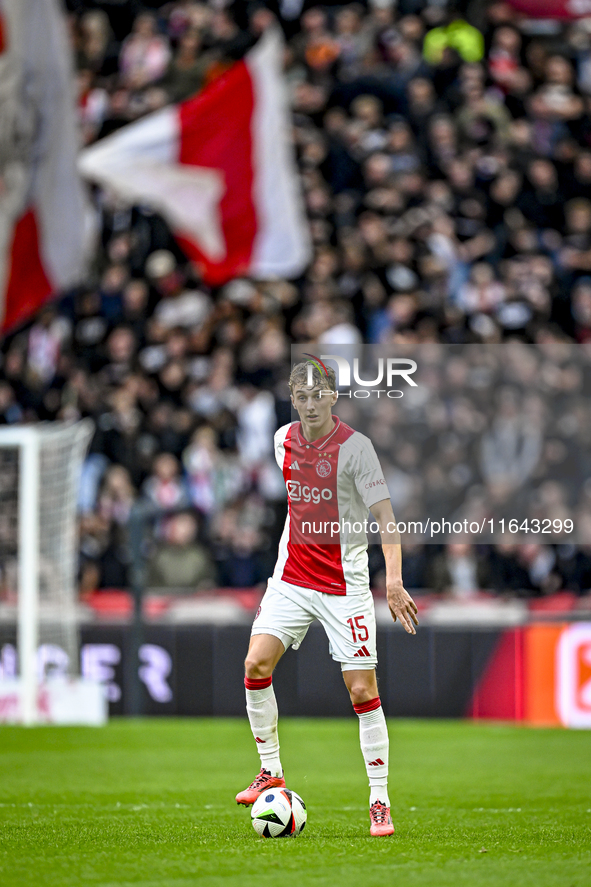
[368,758,385,766]
[353,646,371,657]
[255,737,266,743]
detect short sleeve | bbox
[274,424,292,471]
[351,435,390,508]
[273,430,284,470]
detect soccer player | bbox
[235,359,418,836]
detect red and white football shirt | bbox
[273,417,390,595]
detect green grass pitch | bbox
[1,718,590,887]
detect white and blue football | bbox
[251,788,307,838]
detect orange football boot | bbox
[369,800,394,836]
[235,768,286,806]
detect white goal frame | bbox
[0,420,94,724]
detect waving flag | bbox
[79,28,311,286]
[0,0,90,334]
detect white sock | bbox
[354,697,390,807]
[245,677,282,778]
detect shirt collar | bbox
[297,416,340,449]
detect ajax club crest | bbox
[316,459,332,478]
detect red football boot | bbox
[369,800,394,836]
[235,768,286,806]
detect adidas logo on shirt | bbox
[291,461,300,470]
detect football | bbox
[251,788,307,838]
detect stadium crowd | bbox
[3,0,591,599]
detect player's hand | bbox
[387,581,419,635]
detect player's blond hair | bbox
[289,360,337,394]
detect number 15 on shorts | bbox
[347,615,369,643]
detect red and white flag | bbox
[79,28,311,286]
[0,0,91,334]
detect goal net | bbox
[0,419,96,723]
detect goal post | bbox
[18,426,40,725]
[0,419,104,724]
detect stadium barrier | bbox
[1,617,590,727]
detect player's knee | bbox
[347,681,376,706]
[344,669,378,706]
[244,655,273,679]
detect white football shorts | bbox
[251,576,377,671]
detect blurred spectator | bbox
[457,262,506,315]
[142,452,191,512]
[490,543,562,597]
[488,26,521,92]
[0,382,23,425]
[147,510,217,590]
[97,464,136,526]
[146,250,213,331]
[211,501,270,588]
[119,12,171,90]
[423,16,483,66]
[480,387,542,499]
[157,28,213,102]
[236,386,276,468]
[556,544,591,594]
[75,9,118,76]
[183,425,246,515]
[427,543,490,598]
[571,277,591,342]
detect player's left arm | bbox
[369,498,419,636]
